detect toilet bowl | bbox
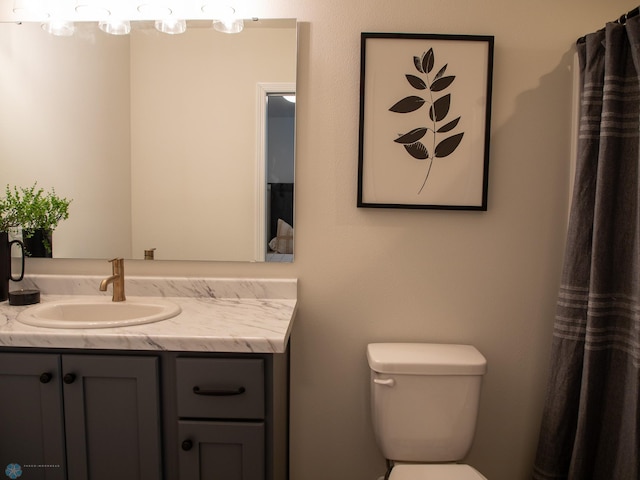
[367,343,488,480]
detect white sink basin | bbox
[17,297,182,329]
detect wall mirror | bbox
[0,18,296,262]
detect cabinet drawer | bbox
[176,358,264,419]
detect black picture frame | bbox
[357,33,494,210]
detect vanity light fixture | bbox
[14,0,248,36]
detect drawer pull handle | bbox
[63,373,76,384]
[39,372,53,384]
[192,385,246,396]
[181,440,193,451]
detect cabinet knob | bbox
[181,440,193,451]
[39,372,53,384]
[63,373,76,384]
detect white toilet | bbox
[367,343,488,480]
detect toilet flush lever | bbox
[374,378,395,387]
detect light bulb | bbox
[213,17,243,34]
[42,20,75,36]
[155,18,186,34]
[208,5,243,34]
[99,20,131,35]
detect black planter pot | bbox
[23,229,53,258]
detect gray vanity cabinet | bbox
[0,352,161,480]
[169,355,289,480]
[0,349,289,480]
[0,353,66,480]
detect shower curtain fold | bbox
[532,17,640,480]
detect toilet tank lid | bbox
[367,343,487,375]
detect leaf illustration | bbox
[435,132,464,158]
[430,76,455,92]
[413,56,424,73]
[404,142,429,160]
[434,64,447,81]
[437,116,461,133]
[422,49,435,74]
[389,96,425,113]
[391,48,464,193]
[429,94,451,122]
[406,74,427,90]
[394,127,428,144]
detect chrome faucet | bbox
[99,257,126,302]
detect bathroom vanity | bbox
[0,276,297,480]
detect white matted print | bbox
[357,33,494,210]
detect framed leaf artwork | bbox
[357,33,494,210]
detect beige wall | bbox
[11,0,636,479]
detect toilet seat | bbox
[389,464,487,480]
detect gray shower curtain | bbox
[532,16,640,480]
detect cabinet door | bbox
[0,353,66,480]
[62,355,161,480]
[178,421,264,480]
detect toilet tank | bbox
[367,343,487,463]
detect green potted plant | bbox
[0,185,21,233]
[12,183,72,258]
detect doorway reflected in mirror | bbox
[265,93,295,263]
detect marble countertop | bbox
[0,275,297,353]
